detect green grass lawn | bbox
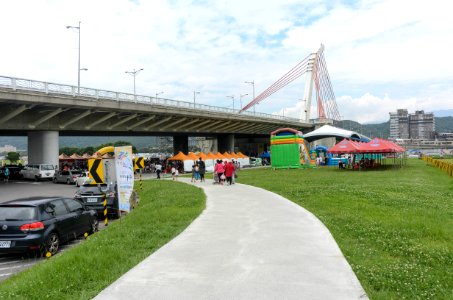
[0,180,205,299]
[238,159,453,299]
[1,161,451,299]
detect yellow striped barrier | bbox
[103,194,108,226]
[422,155,453,177]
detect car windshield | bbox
[41,165,54,170]
[0,206,37,221]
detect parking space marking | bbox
[0,260,22,266]
[0,263,37,271]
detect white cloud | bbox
[1,0,452,124]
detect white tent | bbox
[303,124,369,142]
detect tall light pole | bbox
[125,68,144,98]
[226,95,235,110]
[66,21,86,95]
[239,93,248,109]
[155,91,164,100]
[244,80,255,114]
[193,91,200,108]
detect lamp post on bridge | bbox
[155,91,164,100]
[125,68,144,99]
[193,91,200,108]
[66,21,88,95]
[226,95,235,111]
[239,93,248,110]
[244,80,255,114]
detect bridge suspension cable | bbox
[240,45,341,122]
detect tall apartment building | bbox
[389,109,435,139]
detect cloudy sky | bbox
[1,0,452,123]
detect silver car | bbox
[53,170,83,184]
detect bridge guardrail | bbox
[0,75,303,124]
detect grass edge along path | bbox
[0,180,205,299]
[238,159,453,300]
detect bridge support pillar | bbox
[28,131,59,167]
[173,135,189,154]
[217,134,235,153]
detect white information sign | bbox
[114,146,134,212]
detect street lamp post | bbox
[226,95,235,111]
[193,91,200,108]
[239,93,248,109]
[244,80,255,114]
[66,21,86,95]
[125,68,144,99]
[155,91,164,100]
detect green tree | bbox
[6,152,20,163]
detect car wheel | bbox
[76,181,79,187]
[44,232,60,256]
[35,175,40,182]
[89,218,99,234]
[53,177,57,183]
[66,178,70,184]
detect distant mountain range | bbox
[0,136,159,153]
[433,109,453,118]
[1,116,452,151]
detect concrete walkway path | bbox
[96,179,368,300]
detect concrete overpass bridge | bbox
[0,75,313,166]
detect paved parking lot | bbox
[0,179,109,281]
[0,179,77,203]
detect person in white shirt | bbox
[171,166,176,180]
[155,163,162,179]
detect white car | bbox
[75,171,90,187]
[20,164,55,181]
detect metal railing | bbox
[0,75,303,123]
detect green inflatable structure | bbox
[270,128,312,169]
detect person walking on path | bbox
[232,159,239,184]
[198,158,206,182]
[225,161,235,185]
[214,160,225,185]
[191,164,197,183]
[155,163,162,179]
[171,166,176,180]
[195,164,200,181]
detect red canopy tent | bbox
[328,138,406,170]
[328,138,362,154]
[359,138,404,153]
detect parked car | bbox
[20,164,55,181]
[75,171,90,187]
[0,197,98,255]
[74,183,119,218]
[53,170,83,184]
[250,157,262,167]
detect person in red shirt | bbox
[224,161,236,185]
[214,160,225,184]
